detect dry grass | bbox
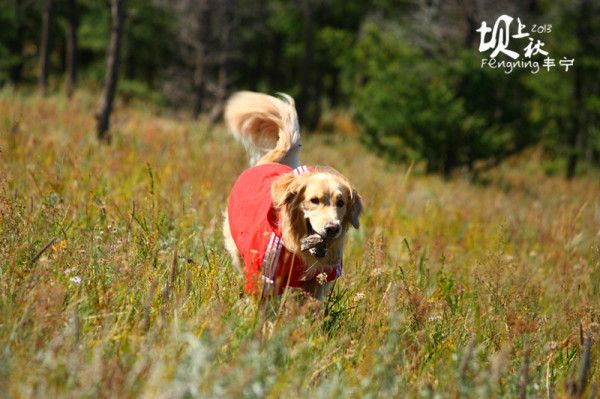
[0,88,599,398]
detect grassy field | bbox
[1,89,599,398]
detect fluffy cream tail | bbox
[224,91,301,167]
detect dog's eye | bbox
[310,197,319,205]
[336,199,345,207]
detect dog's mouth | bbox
[305,219,328,258]
[310,243,327,258]
[306,218,316,235]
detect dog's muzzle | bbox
[305,219,328,258]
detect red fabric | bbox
[227,164,341,295]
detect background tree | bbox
[296,0,314,125]
[350,1,539,177]
[38,0,54,94]
[64,0,78,96]
[96,0,125,143]
[191,0,211,118]
[0,0,597,176]
[208,0,238,124]
[565,0,599,178]
[165,0,216,117]
[1,0,30,84]
[527,0,600,177]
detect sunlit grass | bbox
[1,89,598,398]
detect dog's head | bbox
[271,167,362,262]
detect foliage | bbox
[526,0,600,167]
[0,1,42,84]
[351,19,541,176]
[0,0,598,175]
[1,92,599,397]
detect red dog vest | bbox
[228,164,342,295]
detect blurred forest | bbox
[1,0,599,178]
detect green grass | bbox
[1,89,599,398]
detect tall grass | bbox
[1,90,598,398]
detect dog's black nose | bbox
[324,222,340,237]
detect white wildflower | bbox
[370,268,383,277]
[353,292,365,303]
[316,272,328,286]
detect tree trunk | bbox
[192,67,206,118]
[297,0,314,124]
[125,40,136,80]
[566,0,590,179]
[268,34,283,88]
[307,73,322,130]
[65,0,78,97]
[250,0,268,91]
[192,0,211,119]
[96,0,125,143]
[566,64,583,179]
[38,0,54,95]
[208,0,237,124]
[328,70,339,107]
[442,143,457,179]
[9,0,25,84]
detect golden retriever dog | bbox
[223,91,362,299]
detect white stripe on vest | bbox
[292,165,310,175]
[261,232,284,295]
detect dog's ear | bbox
[272,174,308,240]
[271,173,301,209]
[348,188,363,229]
